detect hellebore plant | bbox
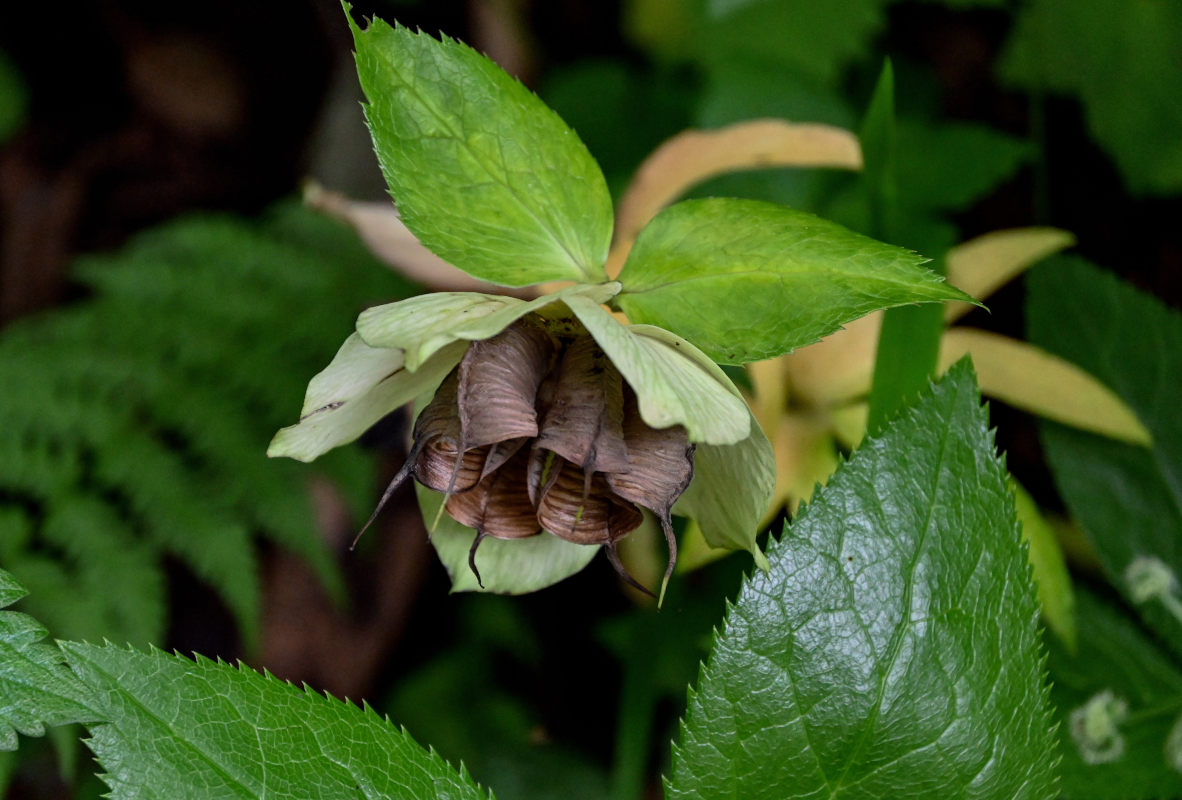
[268,8,973,598]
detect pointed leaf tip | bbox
[349,12,613,287]
[617,198,975,364]
[669,362,1057,799]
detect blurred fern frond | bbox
[0,202,415,649]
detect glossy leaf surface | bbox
[668,362,1056,799]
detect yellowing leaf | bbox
[939,328,1151,446]
[1012,479,1077,652]
[608,120,862,275]
[944,228,1076,322]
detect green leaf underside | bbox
[672,411,774,566]
[0,570,96,751]
[418,484,599,594]
[868,301,945,432]
[668,361,1056,799]
[696,0,887,89]
[1046,590,1182,799]
[615,198,971,364]
[1028,257,1182,658]
[60,642,487,800]
[562,295,750,445]
[356,283,621,371]
[268,339,467,463]
[348,11,613,286]
[1000,0,1182,195]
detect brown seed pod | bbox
[356,316,697,600]
[445,446,542,586]
[533,335,630,476]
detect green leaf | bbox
[1028,257,1182,658]
[1046,589,1182,799]
[0,202,408,648]
[0,570,97,751]
[0,51,27,144]
[1000,0,1182,194]
[418,483,599,594]
[859,59,897,242]
[347,10,613,286]
[356,283,621,371]
[671,412,774,568]
[61,641,488,800]
[668,361,1056,800]
[562,294,750,444]
[695,0,889,89]
[893,120,1032,214]
[615,198,971,364]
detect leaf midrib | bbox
[70,650,261,800]
[619,265,949,300]
[828,402,956,797]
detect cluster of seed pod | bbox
[362,315,694,595]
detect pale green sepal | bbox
[561,294,750,445]
[357,283,620,371]
[267,337,466,463]
[417,484,599,593]
[673,409,774,567]
[616,197,977,364]
[347,11,613,286]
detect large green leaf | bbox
[348,9,613,286]
[1000,0,1182,194]
[1028,258,1182,657]
[615,198,971,364]
[61,641,489,800]
[668,361,1056,799]
[1046,589,1182,799]
[0,570,96,751]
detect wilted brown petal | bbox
[410,369,484,494]
[606,387,694,517]
[446,447,541,541]
[534,335,630,475]
[535,457,642,545]
[606,387,695,596]
[458,316,556,449]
